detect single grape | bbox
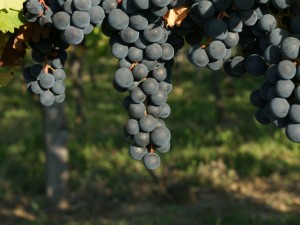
[52,12,70,30]
[139,115,157,132]
[52,80,65,95]
[71,11,90,29]
[39,73,55,89]
[114,68,133,89]
[63,26,84,45]
[150,126,171,147]
[40,90,55,106]
[141,78,159,95]
[286,124,300,143]
[73,0,92,11]
[124,119,139,136]
[143,153,161,170]
[108,9,129,30]
[129,103,146,119]
[54,93,66,103]
[134,132,150,147]
[129,145,148,160]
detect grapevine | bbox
[1,0,300,170]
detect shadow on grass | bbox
[0,58,300,224]
[0,182,299,225]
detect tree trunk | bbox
[211,71,225,124]
[44,102,69,209]
[70,53,86,124]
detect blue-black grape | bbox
[40,90,55,106]
[108,9,129,30]
[286,124,300,143]
[141,78,159,95]
[132,64,149,80]
[53,12,70,30]
[73,0,92,11]
[143,153,161,170]
[114,68,134,89]
[127,47,143,62]
[145,43,162,60]
[89,6,105,25]
[131,87,147,104]
[139,115,157,132]
[124,119,139,136]
[52,80,66,95]
[150,89,167,106]
[129,14,148,30]
[129,103,146,119]
[120,27,139,44]
[129,145,148,160]
[63,26,84,45]
[71,11,90,29]
[134,132,150,147]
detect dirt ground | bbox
[1,173,299,225]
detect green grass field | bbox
[0,53,299,224]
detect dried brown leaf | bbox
[1,36,26,67]
[163,6,190,28]
[12,23,51,51]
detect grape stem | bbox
[217,11,226,20]
[144,97,148,116]
[39,0,49,10]
[129,62,138,71]
[149,146,155,154]
[201,38,212,49]
[44,56,49,74]
[48,65,56,71]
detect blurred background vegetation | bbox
[0,29,300,225]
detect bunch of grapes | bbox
[52,0,105,44]
[23,0,106,107]
[24,0,54,26]
[172,0,300,144]
[24,64,66,106]
[101,0,176,170]
[20,0,300,169]
[23,34,68,105]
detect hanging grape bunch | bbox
[14,0,300,169]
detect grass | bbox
[0,51,299,224]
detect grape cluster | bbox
[52,0,105,44]
[23,0,106,106]
[248,22,300,141]
[100,0,176,170]
[222,1,300,143]
[20,0,300,169]
[24,0,54,27]
[185,0,237,70]
[24,64,66,106]
[171,0,300,144]
[23,35,68,106]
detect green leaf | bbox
[0,0,25,11]
[0,9,24,33]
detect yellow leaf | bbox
[0,72,14,87]
[163,7,190,28]
[0,0,25,11]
